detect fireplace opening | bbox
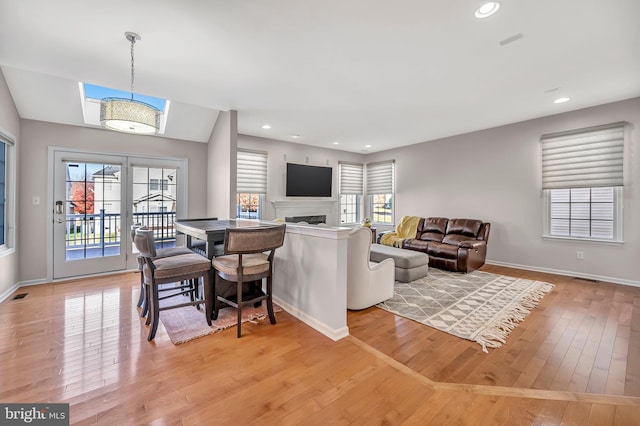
[285,215,327,225]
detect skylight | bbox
[84,83,166,110]
[79,82,171,134]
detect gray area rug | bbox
[156,285,282,344]
[160,302,282,344]
[377,269,554,352]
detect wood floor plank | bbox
[2,266,640,424]
[587,403,617,426]
[561,401,592,425]
[613,405,640,426]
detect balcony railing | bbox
[65,210,178,248]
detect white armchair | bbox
[347,227,395,310]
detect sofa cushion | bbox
[419,232,445,242]
[402,239,429,251]
[442,234,475,246]
[424,217,448,234]
[446,219,483,238]
[416,217,447,242]
[427,241,459,259]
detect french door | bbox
[53,151,127,278]
[51,149,186,280]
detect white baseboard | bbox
[0,270,139,304]
[0,278,48,303]
[486,260,640,288]
[273,296,350,341]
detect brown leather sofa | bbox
[378,217,490,273]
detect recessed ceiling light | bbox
[261,124,271,129]
[291,134,300,139]
[475,2,500,18]
[333,141,340,145]
[364,144,372,148]
[554,97,570,104]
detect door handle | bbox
[56,218,64,224]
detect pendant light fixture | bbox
[100,32,160,135]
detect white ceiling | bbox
[1,0,639,153]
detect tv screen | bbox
[286,163,332,197]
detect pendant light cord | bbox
[129,35,136,101]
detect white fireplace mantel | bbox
[271,199,338,225]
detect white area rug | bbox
[376,269,554,352]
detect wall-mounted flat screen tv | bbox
[286,163,332,197]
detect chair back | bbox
[130,223,146,244]
[134,228,157,258]
[222,224,286,257]
[348,227,373,270]
[347,226,395,310]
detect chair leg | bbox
[140,272,149,318]
[204,270,213,326]
[148,283,161,341]
[237,279,243,338]
[189,278,199,304]
[144,282,152,325]
[266,275,276,325]
[212,273,220,320]
[136,271,144,308]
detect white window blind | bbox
[339,162,363,195]
[237,150,267,193]
[366,160,394,194]
[541,122,625,190]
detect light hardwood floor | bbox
[1,265,639,425]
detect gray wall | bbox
[18,120,209,283]
[0,70,20,298]
[238,134,365,221]
[366,98,640,285]
[2,59,637,290]
[207,110,237,219]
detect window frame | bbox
[236,149,268,220]
[236,193,264,219]
[366,160,395,225]
[339,162,364,225]
[543,186,623,244]
[540,122,626,244]
[339,194,360,225]
[0,129,16,255]
[369,193,394,225]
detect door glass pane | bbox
[132,166,178,250]
[65,162,121,260]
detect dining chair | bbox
[131,224,193,318]
[211,224,286,338]
[134,228,214,341]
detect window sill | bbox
[542,235,624,246]
[0,246,16,258]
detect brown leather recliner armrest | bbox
[457,241,487,272]
[459,240,486,249]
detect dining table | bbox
[175,218,279,259]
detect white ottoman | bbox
[370,244,429,282]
